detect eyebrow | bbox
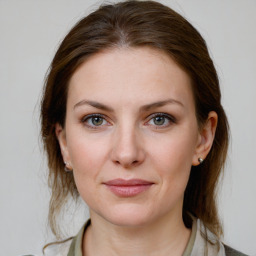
[139,99,184,112]
[73,99,184,112]
[74,100,114,112]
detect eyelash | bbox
[81,113,176,129]
[145,113,176,129]
[81,114,110,129]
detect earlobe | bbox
[192,111,218,166]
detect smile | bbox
[103,179,154,197]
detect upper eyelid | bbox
[82,113,106,121]
[146,112,176,121]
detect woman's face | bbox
[57,47,211,227]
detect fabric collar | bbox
[66,217,226,256]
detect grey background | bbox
[0,0,255,255]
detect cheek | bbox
[66,133,111,204]
[66,131,110,176]
[151,131,197,170]
[148,127,198,189]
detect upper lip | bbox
[103,179,154,186]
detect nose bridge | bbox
[118,122,137,151]
[111,120,144,168]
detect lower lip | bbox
[105,184,152,197]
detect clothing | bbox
[223,245,248,256]
[42,217,247,256]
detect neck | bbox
[83,210,191,256]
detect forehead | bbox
[68,47,194,110]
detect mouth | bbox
[103,179,154,197]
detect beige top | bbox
[44,217,226,256]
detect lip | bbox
[103,179,154,197]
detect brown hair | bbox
[41,0,229,239]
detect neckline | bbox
[67,218,196,256]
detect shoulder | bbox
[224,244,248,256]
[20,238,73,256]
[42,238,73,256]
[193,217,248,256]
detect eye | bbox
[146,113,175,128]
[82,114,109,129]
[152,116,166,126]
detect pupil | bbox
[92,117,103,126]
[154,116,165,125]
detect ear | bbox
[192,111,218,166]
[55,123,72,168]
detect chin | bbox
[95,203,158,227]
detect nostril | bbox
[126,160,140,168]
[114,160,120,165]
[113,159,139,168]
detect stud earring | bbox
[64,162,72,172]
[198,157,204,164]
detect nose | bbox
[111,125,145,169]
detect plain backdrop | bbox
[0,0,255,255]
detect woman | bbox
[40,1,247,255]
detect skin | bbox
[56,47,217,256]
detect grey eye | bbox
[82,114,109,129]
[147,113,175,128]
[91,117,104,126]
[153,116,166,125]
